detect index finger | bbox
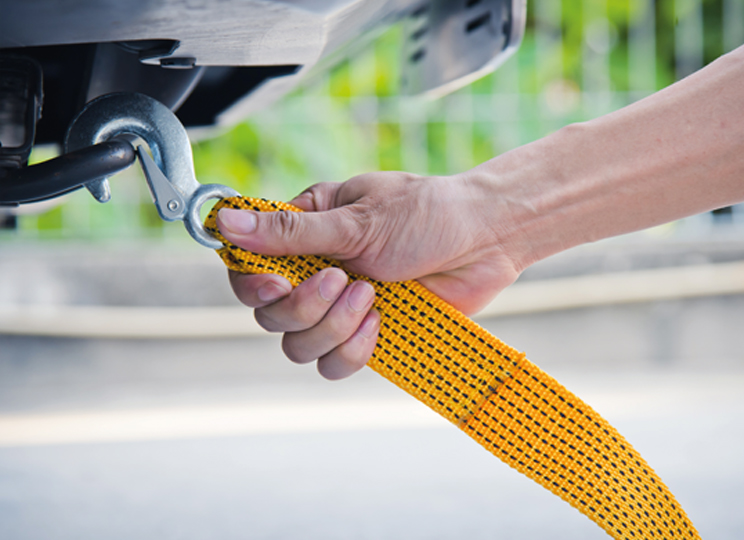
[228,271,293,308]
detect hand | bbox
[217,171,522,379]
[218,45,744,380]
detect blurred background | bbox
[1,0,744,539]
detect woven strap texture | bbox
[205,197,700,540]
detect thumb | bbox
[216,206,361,258]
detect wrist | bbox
[459,130,582,275]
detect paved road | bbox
[1,296,743,539]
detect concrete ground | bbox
[1,300,743,539]
[1,239,743,539]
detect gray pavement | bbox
[1,240,743,539]
[1,300,743,539]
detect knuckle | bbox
[316,353,345,381]
[342,341,369,369]
[255,283,326,333]
[228,273,254,304]
[272,210,303,243]
[316,338,369,381]
[303,183,335,209]
[287,298,321,328]
[333,206,369,259]
[282,334,314,364]
[345,330,376,367]
[324,314,355,342]
[254,308,281,333]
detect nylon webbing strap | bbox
[205,197,700,540]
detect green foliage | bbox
[192,123,261,193]
[374,27,402,97]
[561,0,584,85]
[36,205,63,231]
[10,0,732,242]
[377,122,402,171]
[473,122,496,166]
[329,60,353,97]
[702,0,725,63]
[426,122,448,176]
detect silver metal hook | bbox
[64,92,238,249]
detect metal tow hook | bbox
[65,92,239,249]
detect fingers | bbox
[316,310,380,380]
[240,266,379,381]
[216,201,361,259]
[281,280,376,364]
[217,205,360,258]
[255,268,348,332]
[287,178,379,212]
[228,271,293,308]
[287,182,343,212]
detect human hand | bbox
[217,171,522,379]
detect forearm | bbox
[219,47,744,379]
[470,45,744,272]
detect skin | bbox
[217,45,744,381]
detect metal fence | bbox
[6,0,744,243]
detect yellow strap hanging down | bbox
[205,197,700,540]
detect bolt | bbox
[167,200,179,211]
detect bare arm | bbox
[218,45,744,379]
[480,44,744,272]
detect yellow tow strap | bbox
[205,197,700,540]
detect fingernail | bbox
[357,311,379,338]
[257,281,291,303]
[347,281,375,313]
[219,208,257,235]
[319,269,348,302]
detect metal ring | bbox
[184,184,241,249]
[66,93,241,248]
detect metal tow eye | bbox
[65,92,239,249]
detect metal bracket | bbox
[401,0,526,97]
[65,92,238,248]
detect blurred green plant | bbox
[6,0,736,243]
